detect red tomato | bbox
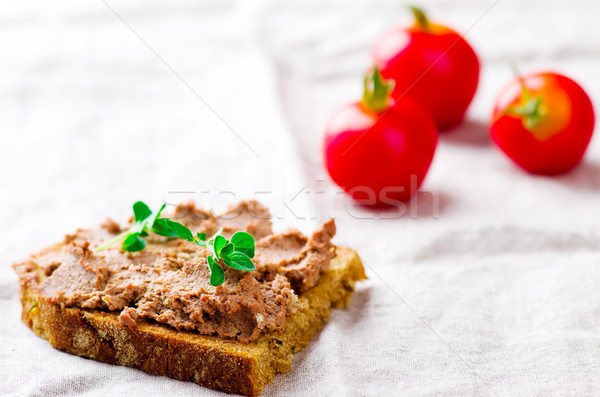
[490,72,595,175]
[372,7,479,131]
[324,68,437,206]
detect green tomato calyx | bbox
[362,67,395,114]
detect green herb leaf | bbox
[213,235,227,256]
[207,256,225,286]
[151,218,178,237]
[220,242,234,257]
[224,252,256,271]
[230,232,255,258]
[138,228,149,237]
[137,203,167,237]
[197,232,207,241]
[164,219,195,242]
[121,233,147,252]
[147,204,166,229]
[132,201,152,222]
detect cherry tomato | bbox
[490,71,595,175]
[324,68,437,206]
[372,6,479,131]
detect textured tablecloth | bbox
[2,0,600,396]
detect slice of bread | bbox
[16,246,366,396]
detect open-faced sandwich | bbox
[13,200,365,396]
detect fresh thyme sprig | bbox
[96,201,256,286]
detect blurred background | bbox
[2,0,600,395]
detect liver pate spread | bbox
[13,201,336,343]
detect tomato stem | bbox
[409,5,430,30]
[511,63,531,97]
[362,67,395,113]
[506,65,545,129]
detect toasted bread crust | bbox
[17,247,366,396]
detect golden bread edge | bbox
[18,246,366,396]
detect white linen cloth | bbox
[1,0,600,395]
